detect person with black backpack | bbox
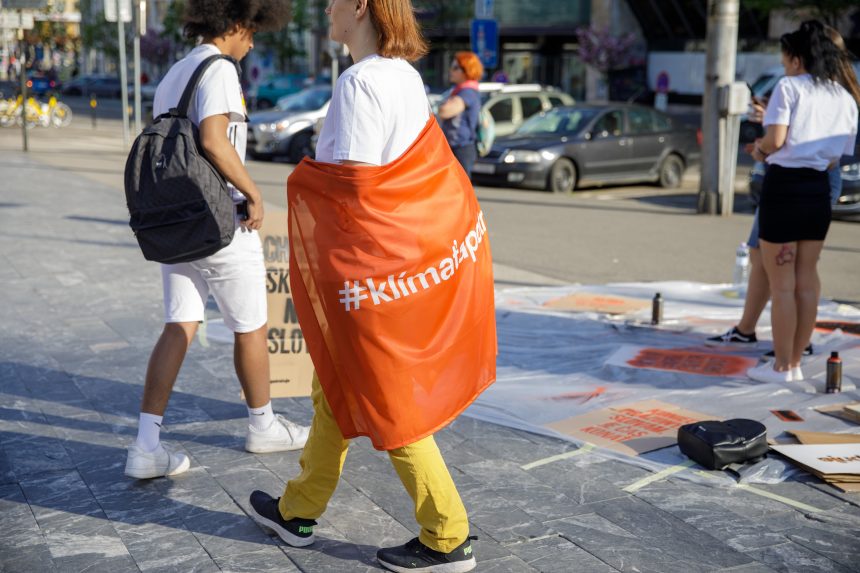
[124,0,310,481]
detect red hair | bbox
[455,52,484,81]
[368,0,428,62]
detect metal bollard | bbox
[90,94,97,128]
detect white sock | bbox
[136,413,163,452]
[248,401,275,432]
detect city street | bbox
[1,117,859,573]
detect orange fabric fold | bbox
[286,118,497,450]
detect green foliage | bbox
[741,0,856,27]
[255,0,309,70]
[160,0,194,49]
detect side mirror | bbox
[583,131,592,141]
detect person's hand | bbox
[749,138,766,162]
[748,96,767,124]
[242,197,264,231]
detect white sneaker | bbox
[747,363,793,384]
[791,367,804,381]
[125,443,191,479]
[245,414,310,453]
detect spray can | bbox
[651,292,663,325]
[826,351,842,393]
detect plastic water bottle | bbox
[732,243,750,287]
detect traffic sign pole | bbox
[19,10,27,152]
[116,0,130,146]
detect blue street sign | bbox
[470,19,498,69]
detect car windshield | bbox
[276,88,331,111]
[515,108,597,135]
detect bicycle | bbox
[0,94,73,128]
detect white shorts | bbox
[161,224,267,333]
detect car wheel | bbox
[289,130,314,164]
[658,154,684,188]
[547,158,576,193]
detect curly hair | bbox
[183,0,292,40]
[454,52,484,82]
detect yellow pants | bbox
[278,374,469,553]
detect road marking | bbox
[736,484,824,513]
[520,443,595,470]
[623,460,696,493]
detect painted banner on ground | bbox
[546,399,712,456]
[607,345,758,377]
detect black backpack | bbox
[124,55,238,264]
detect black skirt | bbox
[758,164,831,243]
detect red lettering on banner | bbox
[627,348,755,377]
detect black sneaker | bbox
[377,537,476,573]
[248,490,316,547]
[762,344,813,359]
[705,326,758,348]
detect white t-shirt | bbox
[763,74,858,171]
[153,44,247,202]
[314,54,430,166]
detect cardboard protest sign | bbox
[771,443,860,476]
[607,345,757,377]
[815,321,860,336]
[258,207,314,398]
[543,293,650,315]
[789,430,860,445]
[545,399,712,456]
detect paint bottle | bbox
[651,292,663,325]
[826,352,842,394]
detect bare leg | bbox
[140,322,199,415]
[759,240,798,371]
[737,247,769,334]
[235,323,271,409]
[792,240,824,366]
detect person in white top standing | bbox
[248,2,480,572]
[125,0,310,481]
[746,20,858,384]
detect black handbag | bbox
[678,419,768,470]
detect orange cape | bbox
[287,118,497,450]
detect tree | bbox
[575,25,636,75]
[741,0,857,29]
[256,0,309,71]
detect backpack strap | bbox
[172,54,240,118]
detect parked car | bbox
[61,75,122,98]
[749,156,860,218]
[26,72,60,96]
[246,86,332,162]
[434,83,575,137]
[471,104,701,193]
[250,73,307,110]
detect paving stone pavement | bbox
[1,144,860,573]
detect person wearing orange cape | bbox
[248,1,496,572]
